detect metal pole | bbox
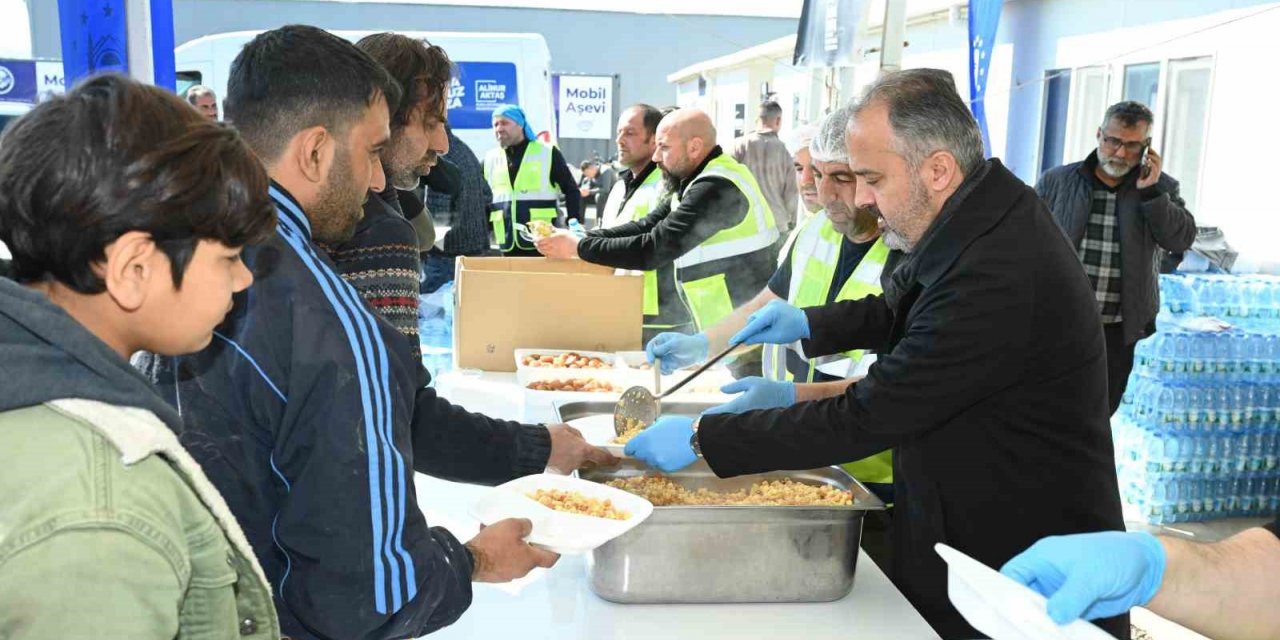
[879,0,908,75]
[124,0,153,84]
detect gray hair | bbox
[184,84,215,105]
[850,68,985,175]
[1101,100,1154,131]
[810,105,854,163]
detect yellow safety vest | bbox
[604,168,691,333]
[483,141,560,253]
[671,155,780,331]
[762,214,894,485]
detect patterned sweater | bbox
[324,185,423,360]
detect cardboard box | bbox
[454,257,643,372]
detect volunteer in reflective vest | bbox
[536,108,778,337]
[595,104,686,340]
[640,106,897,499]
[484,104,582,256]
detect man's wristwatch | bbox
[688,416,702,456]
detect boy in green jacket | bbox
[0,74,280,638]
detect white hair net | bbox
[786,123,818,157]
[809,106,854,164]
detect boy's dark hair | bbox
[225,24,402,162]
[356,32,454,130]
[1102,101,1155,131]
[0,74,276,293]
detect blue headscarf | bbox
[491,104,537,142]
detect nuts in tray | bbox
[606,476,853,507]
[526,378,620,393]
[611,418,647,445]
[521,352,611,369]
[527,489,630,520]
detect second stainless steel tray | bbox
[554,400,718,423]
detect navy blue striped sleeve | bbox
[263,213,476,639]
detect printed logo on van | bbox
[448,77,464,110]
[0,66,14,96]
[447,61,519,130]
[474,80,508,110]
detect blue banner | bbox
[0,59,38,104]
[968,0,1002,157]
[55,0,175,91]
[447,61,519,130]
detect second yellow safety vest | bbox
[762,214,894,485]
[671,154,780,331]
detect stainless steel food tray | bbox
[553,399,719,423]
[580,459,884,604]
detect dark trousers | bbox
[1103,322,1135,415]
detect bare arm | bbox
[1148,527,1280,640]
[704,287,780,352]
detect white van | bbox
[175,30,554,159]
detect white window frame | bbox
[1062,66,1110,166]
[1160,55,1215,212]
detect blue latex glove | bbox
[703,377,796,415]
[1000,531,1167,625]
[645,332,708,375]
[730,300,810,346]
[624,416,697,473]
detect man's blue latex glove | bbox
[645,332,708,375]
[624,416,697,473]
[730,300,810,346]
[1000,531,1167,625]
[703,377,796,415]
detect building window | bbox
[1039,69,1071,176]
[1065,66,1108,164]
[1162,57,1213,211]
[1122,62,1160,109]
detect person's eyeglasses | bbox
[1099,135,1150,154]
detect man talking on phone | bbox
[1037,101,1196,414]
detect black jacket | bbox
[697,161,1127,639]
[1036,151,1196,345]
[138,183,552,640]
[579,147,776,319]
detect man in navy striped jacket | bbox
[139,25,615,640]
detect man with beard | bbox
[624,69,1128,639]
[640,106,895,503]
[485,104,581,256]
[536,108,779,347]
[326,32,451,359]
[1037,101,1196,414]
[137,25,615,640]
[594,104,681,339]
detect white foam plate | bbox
[935,543,1114,640]
[567,414,628,455]
[471,474,653,554]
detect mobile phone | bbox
[1140,145,1152,180]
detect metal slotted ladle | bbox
[613,344,740,436]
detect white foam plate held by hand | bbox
[935,543,1114,640]
[471,474,653,554]
[567,413,629,456]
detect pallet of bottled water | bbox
[1115,273,1280,524]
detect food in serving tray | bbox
[527,488,631,520]
[610,417,647,445]
[526,378,620,393]
[606,476,853,507]
[521,352,610,369]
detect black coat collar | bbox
[886,160,1023,300]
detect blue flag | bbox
[56,0,175,91]
[968,0,1002,157]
